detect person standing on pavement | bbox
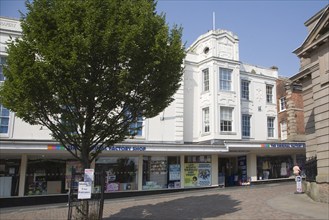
[293,163,301,176]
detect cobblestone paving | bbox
[1,182,328,220]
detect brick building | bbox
[276,76,305,142]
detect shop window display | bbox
[0,159,20,197]
[25,159,66,195]
[143,156,168,190]
[96,157,138,192]
[65,160,83,191]
[167,156,181,189]
[257,156,293,180]
[184,155,212,187]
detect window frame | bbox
[129,115,144,137]
[242,114,251,137]
[267,117,275,138]
[219,68,232,91]
[280,121,287,140]
[202,107,210,133]
[220,107,233,132]
[0,56,7,82]
[241,80,250,100]
[266,84,273,103]
[202,68,209,92]
[0,104,10,134]
[279,97,286,111]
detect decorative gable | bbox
[294,6,329,58]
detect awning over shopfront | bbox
[0,139,229,156]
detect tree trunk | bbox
[79,149,91,220]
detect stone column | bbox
[138,155,143,190]
[247,153,257,181]
[211,155,218,186]
[18,154,27,197]
[180,155,185,188]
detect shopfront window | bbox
[0,159,20,197]
[96,157,138,192]
[25,159,66,196]
[257,155,293,180]
[143,156,168,190]
[167,156,181,189]
[184,155,211,187]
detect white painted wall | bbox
[2,18,278,145]
[183,30,278,144]
[240,64,278,140]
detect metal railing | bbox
[67,168,105,220]
[305,156,317,182]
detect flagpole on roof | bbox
[213,12,216,30]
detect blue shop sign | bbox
[261,143,305,148]
[105,146,146,151]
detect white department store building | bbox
[0,17,305,198]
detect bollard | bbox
[295,175,303,194]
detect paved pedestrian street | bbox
[0,182,328,220]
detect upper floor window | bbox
[267,117,275,138]
[129,115,143,136]
[202,107,210,133]
[241,80,249,100]
[0,104,10,134]
[220,107,233,132]
[266,84,273,103]
[242,114,251,137]
[279,97,286,111]
[60,106,78,134]
[0,56,7,81]
[219,68,232,91]
[280,121,287,140]
[202,68,209,92]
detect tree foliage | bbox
[0,0,185,168]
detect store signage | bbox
[296,176,302,193]
[104,146,146,151]
[261,143,305,148]
[48,145,146,151]
[78,182,92,199]
[47,145,66,150]
[0,20,21,32]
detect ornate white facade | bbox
[0,17,305,199]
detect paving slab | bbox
[0,182,328,220]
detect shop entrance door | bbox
[218,157,237,187]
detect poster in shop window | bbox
[184,163,211,187]
[65,161,83,189]
[198,163,211,186]
[169,164,181,181]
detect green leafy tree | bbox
[0,0,185,170]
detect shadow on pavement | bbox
[103,194,241,220]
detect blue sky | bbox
[1,0,328,77]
